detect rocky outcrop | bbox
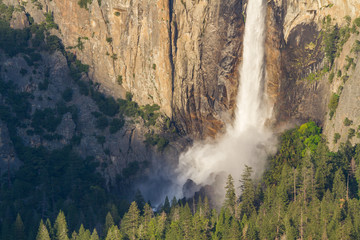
[171,0,244,137]
[269,0,360,133]
[4,0,245,138]
[3,0,360,145]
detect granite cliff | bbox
[1,0,360,184]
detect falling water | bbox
[175,0,275,198]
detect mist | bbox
[175,0,277,202]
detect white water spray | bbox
[175,0,275,198]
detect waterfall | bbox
[175,0,275,199]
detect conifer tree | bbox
[121,201,140,240]
[36,220,51,240]
[105,225,123,240]
[54,210,70,240]
[135,189,146,213]
[46,218,55,240]
[171,196,178,208]
[90,229,100,240]
[333,169,346,199]
[224,174,236,215]
[162,196,171,214]
[239,166,255,217]
[104,212,115,236]
[142,202,154,238]
[13,213,25,240]
[155,211,167,239]
[77,224,91,240]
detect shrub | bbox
[333,133,341,143]
[44,12,58,30]
[328,93,340,119]
[31,108,62,133]
[328,71,335,83]
[144,133,169,151]
[78,0,92,9]
[114,12,120,16]
[352,40,360,53]
[343,117,353,126]
[348,128,355,139]
[91,91,119,117]
[117,75,123,85]
[109,118,125,134]
[345,56,354,71]
[354,17,360,27]
[126,92,133,101]
[106,37,112,43]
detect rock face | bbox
[268,0,360,136]
[2,0,360,145]
[6,0,245,138]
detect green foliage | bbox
[328,71,335,83]
[333,133,341,143]
[322,17,339,66]
[348,128,356,139]
[140,104,160,126]
[31,108,62,133]
[345,55,355,71]
[337,70,342,77]
[224,174,236,215]
[114,11,120,16]
[36,220,51,240]
[0,19,30,56]
[352,40,360,53]
[117,75,123,85]
[54,211,69,240]
[344,117,353,126]
[44,12,58,30]
[354,17,360,27]
[109,118,125,134]
[144,132,169,151]
[78,0,92,9]
[328,93,340,119]
[106,37,112,43]
[91,90,119,117]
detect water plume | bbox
[175,0,276,200]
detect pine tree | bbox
[180,203,193,239]
[77,224,91,240]
[54,210,70,240]
[90,229,99,240]
[104,212,115,236]
[142,202,154,238]
[105,225,123,240]
[36,220,51,240]
[333,169,346,199]
[121,201,140,240]
[13,213,25,240]
[162,196,171,214]
[46,218,55,240]
[135,189,146,213]
[239,166,255,217]
[224,174,236,215]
